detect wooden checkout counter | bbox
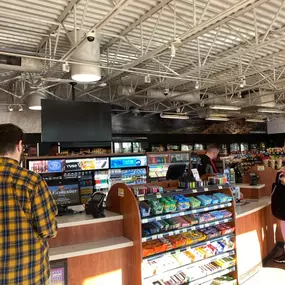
[47,175,282,285]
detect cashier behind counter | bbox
[198,144,219,175]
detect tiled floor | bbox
[243,247,285,285]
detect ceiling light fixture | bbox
[245,118,265,123]
[257,108,285,114]
[205,117,230,121]
[144,74,151,84]
[209,105,241,111]
[99,82,107,87]
[28,91,46,111]
[195,80,199,90]
[240,76,246,88]
[170,43,176,57]
[160,113,189,120]
[62,62,70,73]
[18,105,23,112]
[8,105,13,112]
[237,91,242,99]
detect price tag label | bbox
[204,207,209,211]
[205,223,210,227]
[206,241,210,245]
[204,188,209,192]
[152,235,157,240]
[175,230,180,235]
[180,212,185,216]
[192,189,198,193]
[218,186,223,189]
[156,216,162,221]
[142,238,146,242]
[183,228,187,233]
[157,234,163,239]
[192,209,197,214]
[169,232,174,236]
[139,196,145,201]
[143,219,148,223]
[214,206,218,210]
[166,214,172,219]
[156,193,162,199]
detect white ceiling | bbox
[1,0,285,120]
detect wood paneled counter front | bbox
[235,197,282,284]
[49,209,136,285]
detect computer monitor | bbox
[47,178,81,207]
[166,164,187,180]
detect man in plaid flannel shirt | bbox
[0,124,58,285]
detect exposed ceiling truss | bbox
[1,0,285,120]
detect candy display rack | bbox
[107,182,238,285]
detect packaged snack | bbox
[219,210,233,218]
[208,210,224,220]
[139,201,151,217]
[199,213,215,223]
[212,275,237,285]
[183,214,199,225]
[173,251,192,266]
[213,193,231,203]
[214,256,235,268]
[132,186,147,196]
[197,195,212,206]
[148,199,164,215]
[142,239,167,257]
[207,195,220,204]
[216,224,235,235]
[188,197,201,208]
[165,234,187,248]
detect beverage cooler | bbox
[109,155,147,186]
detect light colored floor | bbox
[243,247,285,285]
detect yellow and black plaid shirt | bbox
[0,157,58,285]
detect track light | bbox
[170,43,176,57]
[200,101,205,107]
[237,91,242,99]
[195,80,199,90]
[8,105,13,112]
[18,105,23,112]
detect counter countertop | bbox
[235,183,265,189]
[49,236,133,261]
[57,210,123,228]
[236,196,271,218]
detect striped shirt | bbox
[0,157,58,285]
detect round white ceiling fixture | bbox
[28,91,46,111]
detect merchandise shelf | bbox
[144,233,235,261]
[141,202,233,224]
[142,218,233,242]
[143,250,236,282]
[137,184,229,201]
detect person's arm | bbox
[32,178,58,239]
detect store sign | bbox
[65,157,109,171]
[48,160,64,173]
[29,160,64,173]
[110,156,147,169]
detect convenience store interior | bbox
[2,0,285,284]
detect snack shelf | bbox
[137,185,229,201]
[187,266,236,285]
[144,233,235,261]
[141,201,233,224]
[142,218,233,242]
[143,249,235,282]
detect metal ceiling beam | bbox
[100,0,173,53]
[37,0,82,52]
[81,0,267,98]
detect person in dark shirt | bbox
[198,144,220,175]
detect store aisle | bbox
[243,248,285,285]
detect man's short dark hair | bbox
[207,143,219,151]
[0,124,24,155]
